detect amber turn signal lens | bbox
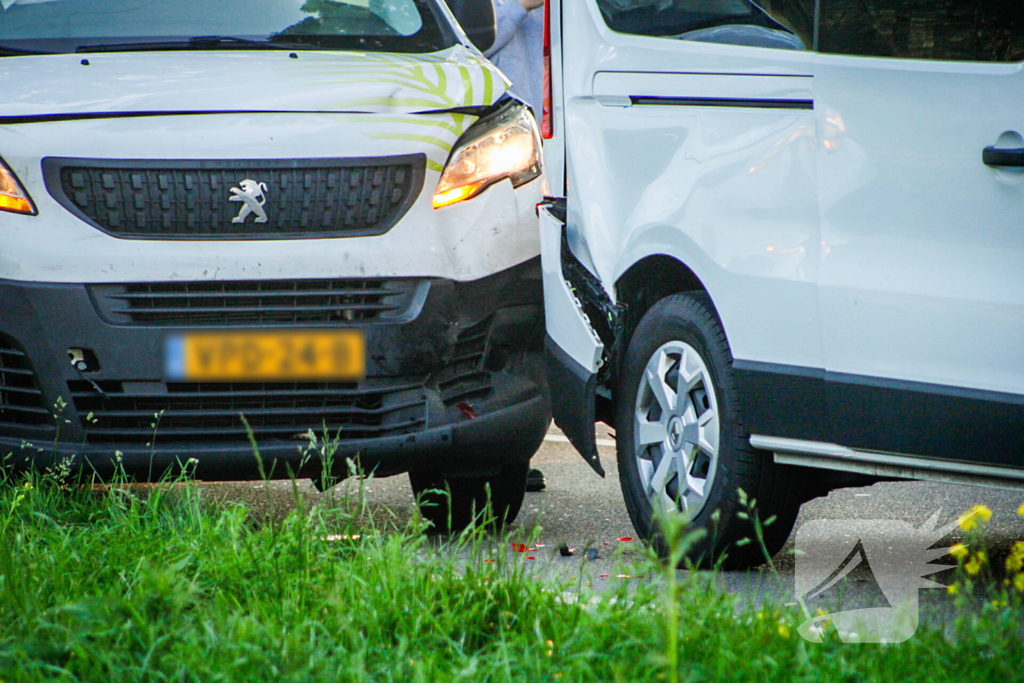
[432,183,483,209]
[0,158,36,215]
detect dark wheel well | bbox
[615,255,710,360]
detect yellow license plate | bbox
[165,330,365,381]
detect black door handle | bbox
[983,145,1024,167]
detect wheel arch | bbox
[614,254,719,363]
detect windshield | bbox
[598,0,798,41]
[0,0,454,54]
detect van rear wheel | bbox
[615,292,800,569]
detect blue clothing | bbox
[485,0,544,116]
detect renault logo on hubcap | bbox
[668,416,685,451]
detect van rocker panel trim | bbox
[734,360,1024,467]
[753,435,1024,491]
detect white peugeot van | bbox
[538,0,1024,565]
[0,0,550,529]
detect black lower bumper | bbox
[0,258,549,481]
[544,335,604,476]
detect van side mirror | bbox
[447,0,497,53]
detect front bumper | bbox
[0,258,549,480]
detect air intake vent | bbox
[44,154,425,240]
[0,338,51,429]
[69,380,427,444]
[436,317,493,406]
[89,278,421,327]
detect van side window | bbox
[818,0,1024,62]
[596,0,811,50]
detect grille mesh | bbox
[435,317,493,406]
[44,155,425,239]
[89,278,420,326]
[0,338,51,430]
[70,380,427,444]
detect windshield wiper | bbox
[76,36,302,54]
[0,44,53,56]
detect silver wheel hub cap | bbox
[633,340,720,518]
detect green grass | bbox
[0,465,1021,682]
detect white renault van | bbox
[539,0,1024,565]
[0,0,549,529]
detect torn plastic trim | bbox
[557,214,623,386]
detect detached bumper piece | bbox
[0,258,549,481]
[538,202,613,476]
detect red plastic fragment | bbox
[617,537,634,542]
[526,556,536,560]
[457,402,477,419]
[510,543,528,552]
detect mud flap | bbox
[544,335,605,476]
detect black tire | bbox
[615,292,801,569]
[410,461,530,532]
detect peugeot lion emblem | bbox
[229,179,269,224]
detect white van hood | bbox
[0,45,541,285]
[0,46,509,118]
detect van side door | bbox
[813,0,1024,465]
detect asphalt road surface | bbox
[200,423,1024,606]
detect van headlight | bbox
[432,103,542,209]
[0,157,36,215]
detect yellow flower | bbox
[965,553,986,576]
[777,623,790,639]
[1006,542,1024,573]
[947,583,959,595]
[1015,574,1024,593]
[1018,502,1024,518]
[950,543,969,561]
[959,504,992,531]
